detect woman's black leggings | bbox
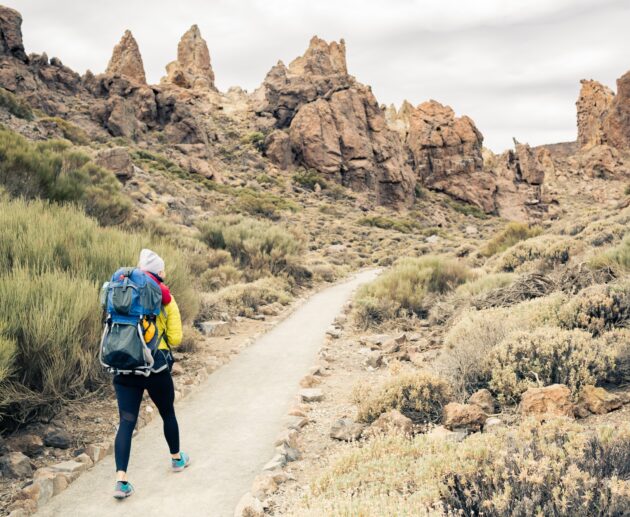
[113,370,180,472]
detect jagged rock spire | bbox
[106,30,147,84]
[162,24,215,90]
[576,79,614,149]
[0,5,27,62]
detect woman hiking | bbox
[112,249,190,499]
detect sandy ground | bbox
[35,269,378,517]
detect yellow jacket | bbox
[156,296,183,350]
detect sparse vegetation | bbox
[356,371,452,424]
[0,87,34,120]
[497,234,575,272]
[0,198,199,425]
[354,257,473,327]
[489,327,613,403]
[40,116,90,145]
[197,215,304,279]
[357,215,420,234]
[300,420,630,516]
[481,221,542,257]
[0,128,131,225]
[293,169,328,191]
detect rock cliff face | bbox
[603,71,630,149]
[576,80,614,149]
[258,36,415,208]
[162,25,216,90]
[576,72,630,151]
[0,6,25,61]
[106,30,146,84]
[389,100,495,212]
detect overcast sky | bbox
[12,0,630,151]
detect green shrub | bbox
[481,221,542,257]
[489,327,613,403]
[454,272,515,297]
[242,131,265,152]
[200,264,242,291]
[440,420,630,517]
[444,197,488,219]
[0,268,102,423]
[40,116,89,145]
[0,198,199,425]
[299,420,630,516]
[197,215,303,278]
[0,88,33,120]
[234,188,299,219]
[354,257,472,326]
[558,282,630,336]
[590,234,630,272]
[356,372,452,424]
[438,293,567,396]
[200,277,291,319]
[293,169,327,191]
[0,128,131,225]
[497,235,575,272]
[130,149,188,178]
[357,215,420,234]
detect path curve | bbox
[37,269,379,517]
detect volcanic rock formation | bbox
[106,30,147,84]
[603,70,630,149]
[162,25,216,90]
[576,80,614,149]
[0,5,25,61]
[257,36,415,208]
[388,100,494,212]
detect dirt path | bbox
[36,269,379,517]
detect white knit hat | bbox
[138,248,165,275]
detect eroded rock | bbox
[442,403,487,432]
[0,6,27,61]
[330,418,366,441]
[105,30,146,84]
[520,384,575,418]
[576,79,614,149]
[468,389,496,415]
[578,385,623,415]
[162,25,215,90]
[367,409,413,436]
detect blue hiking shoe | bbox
[171,451,190,472]
[113,481,134,499]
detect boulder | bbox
[44,428,72,449]
[520,384,575,418]
[8,433,44,457]
[234,492,264,517]
[577,144,623,178]
[468,389,496,415]
[368,409,413,436]
[264,130,293,169]
[95,147,134,180]
[299,388,323,403]
[105,30,146,84]
[20,476,54,507]
[577,385,623,415]
[162,25,215,90]
[442,403,487,432]
[329,418,366,441]
[0,6,27,62]
[0,452,32,478]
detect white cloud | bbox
[12,0,630,151]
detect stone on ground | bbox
[443,403,487,432]
[329,418,366,441]
[578,385,623,415]
[367,409,413,437]
[520,384,575,418]
[468,389,496,414]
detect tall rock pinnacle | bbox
[106,30,147,84]
[162,25,216,90]
[0,5,27,62]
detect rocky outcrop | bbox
[576,80,614,149]
[491,140,548,221]
[259,36,415,208]
[105,30,146,84]
[391,100,495,212]
[603,70,630,149]
[0,6,26,62]
[254,36,352,128]
[162,25,215,90]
